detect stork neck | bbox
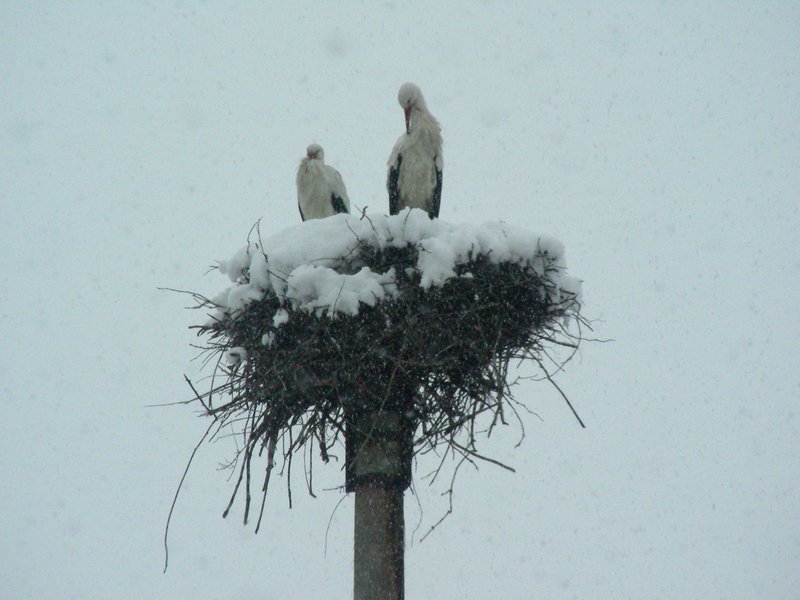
[408,108,439,137]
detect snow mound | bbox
[208,208,580,323]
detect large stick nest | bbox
[183,216,585,530]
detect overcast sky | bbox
[2,3,798,598]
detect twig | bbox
[163,420,216,573]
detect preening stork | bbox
[296,144,351,221]
[387,82,443,219]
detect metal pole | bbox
[347,410,412,600]
[354,484,404,600]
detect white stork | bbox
[387,82,443,219]
[296,144,351,221]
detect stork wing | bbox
[431,162,443,219]
[324,166,350,214]
[330,194,348,215]
[387,153,402,215]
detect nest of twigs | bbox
[181,214,584,531]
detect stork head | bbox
[398,82,426,134]
[306,144,324,161]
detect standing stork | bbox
[387,82,443,219]
[296,144,351,221]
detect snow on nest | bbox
[208,208,581,324]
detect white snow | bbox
[209,208,580,322]
[287,264,398,316]
[223,347,248,366]
[219,246,251,282]
[272,309,290,327]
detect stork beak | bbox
[404,107,410,134]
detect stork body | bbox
[296,144,350,221]
[387,83,443,219]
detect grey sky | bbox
[2,3,798,598]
